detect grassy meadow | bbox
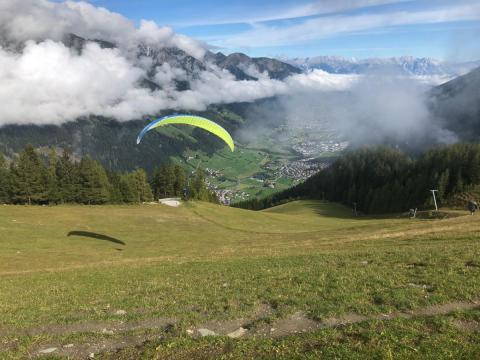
[0,201,479,359]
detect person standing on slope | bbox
[468,200,478,215]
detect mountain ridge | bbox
[429,66,480,140]
[1,32,479,200]
[61,33,301,83]
[284,55,480,77]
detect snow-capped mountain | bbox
[284,56,480,77]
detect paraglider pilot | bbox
[468,200,478,215]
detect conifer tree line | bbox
[233,143,480,213]
[0,145,216,205]
[152,164,218,203]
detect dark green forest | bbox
[0,145,216,205]
[0,106,245,174]
[4,143,480,211]
[233,143,480,213]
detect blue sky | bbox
[87,0,480,60]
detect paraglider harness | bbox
[468,200,478,215]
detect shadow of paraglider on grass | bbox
[67,231,126,246]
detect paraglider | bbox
[136,114,235,152]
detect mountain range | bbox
[0,33,303,175]
[284,56,480,77]
[61,33,300,86]
[0,33,479,178]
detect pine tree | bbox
[153,164,175,198]
[164,164,175,197]
[389,180,403,212]
[152,166,166,199]
[121,170,153,203]
[106,171,123,203]
[11,145,48,204]
[454,170,464,194]
[119,174,137,203]
[437,169,450,203]
[347,183,357,205]
[77,156,110,204]
[191,169,210,200]
[470,151,480,184]
[56,150,78,203]
[132,169,153,202]
[0,153,11,204]
[173,165,186,197]
[46,148,60,204]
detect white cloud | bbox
[0,0,461,147]
[0,0,367,127]
[286,70,358,91]
[175,69,288,109]
[0,34,357,126]
[215,2,480,48]
[0,0,206,57]
[266,0,413,26]
[0,40,147,124]
[170,0,407,27]
[245,72,458,146]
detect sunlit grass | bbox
[0,201,479,358]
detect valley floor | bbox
[0,201,479,359]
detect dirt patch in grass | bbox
[1,317,175,338]
[257,300,480,337]
[452,319,480,332]
[253,300,480,338]
[255,311,322,338]
[25,300,480,359]
[34,334,154,359]
[187,303,275,338]
[410,301,480,317]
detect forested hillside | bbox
[429,67,480,141]
[0,145,216,205]
[234,143,480,213]
[0,106,245,174]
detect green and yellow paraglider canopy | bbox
[136,114,235,152]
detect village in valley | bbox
[201,133,349,204]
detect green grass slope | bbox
[0,201,479,359]
[263,200,353,217]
